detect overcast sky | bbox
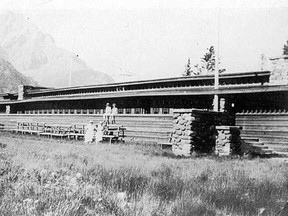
[1,0,288,81]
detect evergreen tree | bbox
[260,53,267,70]
[183,58,192,76]
[283,40,288,55]
[194,46,225,75]
[201,46,215,73]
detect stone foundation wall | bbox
[172,109,234,156]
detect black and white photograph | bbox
[0,0,288,215]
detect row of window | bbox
[17,108,171,115]
[31,81,206,98]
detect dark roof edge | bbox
[28,70,271,94]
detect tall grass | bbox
[0,132,288,215]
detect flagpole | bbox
[213,0,220,111]
[69,29,76,87]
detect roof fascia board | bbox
[27,70,270,95]
[1,83,286,105]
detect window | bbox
[125,108,131,114]
[162,108,169,114]
[135,108,142,114]
[153,108,159,114]
[95,109,101,114]
[118,108,124,114]
[70,109,75,114]
[64,109,69,114]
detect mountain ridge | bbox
[0,57,38,94]
[0,11,114,88]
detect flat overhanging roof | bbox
[27,70,270,95]
[1,83,287,105]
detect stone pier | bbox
[215,126,241,156]
[172,109,234,156]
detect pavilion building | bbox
[0,56,288,152]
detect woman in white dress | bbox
[110,103,118,124]
[95,121,105,144]
[84,120,95,143]
[103,103,112,124]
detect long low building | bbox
[1,57,288,153]
[1,69,288,115]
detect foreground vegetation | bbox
[0,132,288,216]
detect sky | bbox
[1,0,288,81]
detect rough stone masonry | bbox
[172,109,238,156]
[215,126,242,156]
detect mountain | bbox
[0,11,114,88]
[0,58,38,93]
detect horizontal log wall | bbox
[0,114,173,144]
[15,108,172,115]
[236,110,288,153]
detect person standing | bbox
[110,103,118,124]
[95,121,105,144]
[103,103,112,124]
[84,120,95,143]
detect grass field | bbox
[0,132,288,216]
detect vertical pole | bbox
[68,28,76,87]
[213,0,220,111]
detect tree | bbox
[283,40,288,55]
[194,46,225,75]
[260,53,267,70]
[183,46,226,76]
[183,58,192,76]
[202,46,215,73]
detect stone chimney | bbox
[269,55,288,85]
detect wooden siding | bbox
[236,110,288,154]
[0,114,173,144]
